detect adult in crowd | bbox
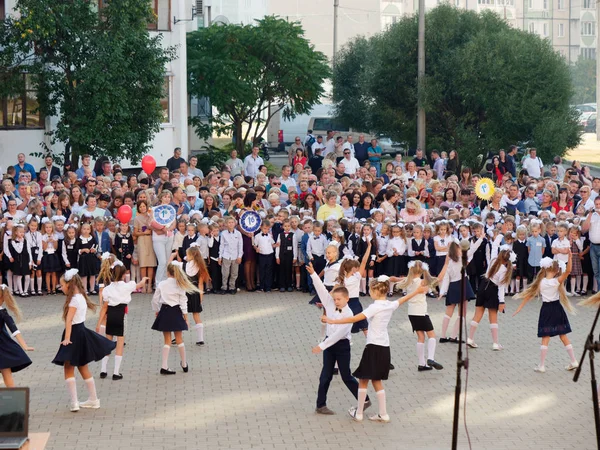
[521,148,543,179]
[342,134,355,159]
[431,150,444,180]
[41,155,61,181]
[189,155,204,179]
[243,146,264,179]
[15,153,37,181]
[505,146,517,178]
[316,191,344,221]
[341,148,360,177]
[583,196,600,293]
[288,137,305,166]
[75,154,95,180]
[151,190,177,284]
[368,138,382,176]
[225,150,244,178]
[323,130,336,157]
[166,147,185,172]
[354,134,369,167]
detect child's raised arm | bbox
[557,252,572,284]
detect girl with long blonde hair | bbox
[467,247,515,350]
[514,254,579,373]
[322,275,429,423]
[151,261,200,375]
[185,245,211,345]
[0,285,34,387]
[392,260,444,372]
[52,269,116,412]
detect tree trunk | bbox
[235,120,244,157]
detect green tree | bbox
[332,5,581,170]
[570,56,596,105]
[5,0,173,165]
[187,16,331,155]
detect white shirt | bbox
[376,235,389,256]
[590,212,600,244]
[434,235,450,256]
[185,259,200,277]
[552,237,570,263]
[102,280,136,307]
[342,142,355,158]
[197,235,209,259]
[323,260,341,286]
[310,273,353,351]
[344,272,361,298]
[243,154,264,178]
[253,232,275,255]
[386,237,406,257]
[522,156,543,178]
[439,258,462,296]
[487,262,508,304]
[408,238,430,258]
[275,232,298,259]
[281,176,297,191]
[307,234,328,257]
[219,229,243,260]
[151,277,189,314]
[323,138,335,157]
[69,294,88,325]
[342,157,360,175]
[362,300,400,347]
[540,277,560,302]
[5,238,32,262]
[406,278,428,316]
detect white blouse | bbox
[68,294,88,324]
[540,278,560,302]
[102,281,136,307]
[151,277,189,314]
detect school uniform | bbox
[408,238,429,263]
[52,294,116,366]
[41,234,61,273]
[7,238,32,276]
[432,235,449,276]
[300,232,313,293]
[512,239,528,281]
[0,306,32,373]
[552,237,570,265]
[344,272,369,333]
[25,230,42,269]
[309,259,341,305]
[375,234,389,277]
[406,278,435,332]
[526,235,545,281]
[77,235,99,277]
[151,278,189,332]
[254,232,275,292]
[475,263,508,310]
[544,233,557,259]
[62,237,79,269]
[311,273,368,409]
[467,236,488,292]
[185,260,203,313]
[207,235,222,292]
[114,232,134,270]
[355,236,377,269]
[102,281,136,336]
[440,258,475,305]
[537,278,571,337]
[178,234,198,263]
[276,231,297,290]
[353,300,399,381]
[219,229,244,292]
[386,237,406,277]
[307,234,328,275]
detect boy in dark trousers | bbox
[253,220,276,292]
[276,219,297,292]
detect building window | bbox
[582,48,596,59]
[160,76,171,124]
[543,23,548,36]
[558,23,564,37]
[557,0,564,9]
[149,0,171,31]
[478,0,493,4]
[543,0,548,9]
[582,21,596,36]
[0,74,44,130]
[584,0,593,8]
[529,22,535,33]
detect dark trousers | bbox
[208,259,222,292]
[316,339,366,408]
[305,264,314,291]
[279,254,293,289]
[257,253,274,291]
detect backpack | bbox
[306,135,316,149]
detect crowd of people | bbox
[2,138,600,422]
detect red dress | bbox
[292,156,307,172]
[551,201,572,213]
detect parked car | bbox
[583,113,597,133]
[574,103,597,113]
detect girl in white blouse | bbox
[185,246,210,346]
[467,247,514,351]
[151,261,200,375]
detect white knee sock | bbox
[583,275,589,292]
[36,276,42,292]
[15,276,22,294]
[65,377,78,404]
[490,323,499,344]
[523,279,528,291]
[360,277,366,293]
[540,345,548,367]
[101,356,109,373]
[84,377,97,401]
[427,337,436,361]
[357,388,368,416]
[177,343,187,367]
[23,276,30,294]
[452,318,461,339]
[570,277,576,293]
[99,325,106,337]
[114,355,122,375]
[6,271,12,292]
[565,344,577,364]
[195,323,204,342]
[376,390,387,417]
[416,342,426,366]
[441,315,451,338]
[468,321,478,340]
[161,344,170,369]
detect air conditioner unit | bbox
[196,0,203,14]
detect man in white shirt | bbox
[225,150,244,177]
[179,161,194,183]
[312,135,326,154]
[521,148,543,179]
[323,130,336,157]
[342,134,355,158]
[280,165,297,191]
[342,149,360,177]
[188,155,204,179]
[243,146,264,179]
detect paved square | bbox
[7,290,598,449]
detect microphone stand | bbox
[451,249,469,450]
[573,303,600,449]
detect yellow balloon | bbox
[475,178,495,201]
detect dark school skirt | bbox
[386,255,401,277]
[41,252,62,273]
[151,304,188,332]
[408,315,434,332]
[446,279,476,306]
[106,304,127,337]
[431,255,446,277]
[78,253,98,277]
[353,344,391,381]
[0,328,32,373]
[374,256,387,277]
[348,297,368,333]
[309,284,332,306]
[538,301,572,337]
[187,275,203,313]
[475,278,500,310]
[52,323,116,367]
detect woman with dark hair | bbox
[492,156,506,186]
[355,193,375,220]
[240,192,259,292]
[445,150,460,178]
[300,193,318,219]
[440,188,460,209]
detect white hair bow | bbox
[376,275,390,283]
[336,229,344,237]
[25,214,32,223]
[342,255,359,261]
[41,217,50,224]
[499,244,512,252]
[509,251,517,264]
[540,257,554,269]
[189,242,200,248]
[328,241,340,248]
[557,260,567,273]
[64,269,79,282]
[111,260,124,269]
[67,223,78,229]
[171,261,183,268]
[101,252,112,261]
[0,284,6,290]
[53,215,67,223]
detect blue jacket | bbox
[94,230,112,256]
[14,163,37,180]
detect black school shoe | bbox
[418,365,433,372]
[229,289,236,295]
[389,363,395,370]
[181,362,189,373]
[112,374,123,380]
[427,359,444,370]
[100,372,107,379]
[439,337,450,343]
[160,368,176,375]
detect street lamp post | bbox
[417,0,426,152]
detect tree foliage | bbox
[332,5,581,170]
[187,16,331,155]
[5,0,174,165]
[570,56,596,105]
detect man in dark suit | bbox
[41,155,61,180]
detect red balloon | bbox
[117,205,133,224]
[141,155,156,175]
